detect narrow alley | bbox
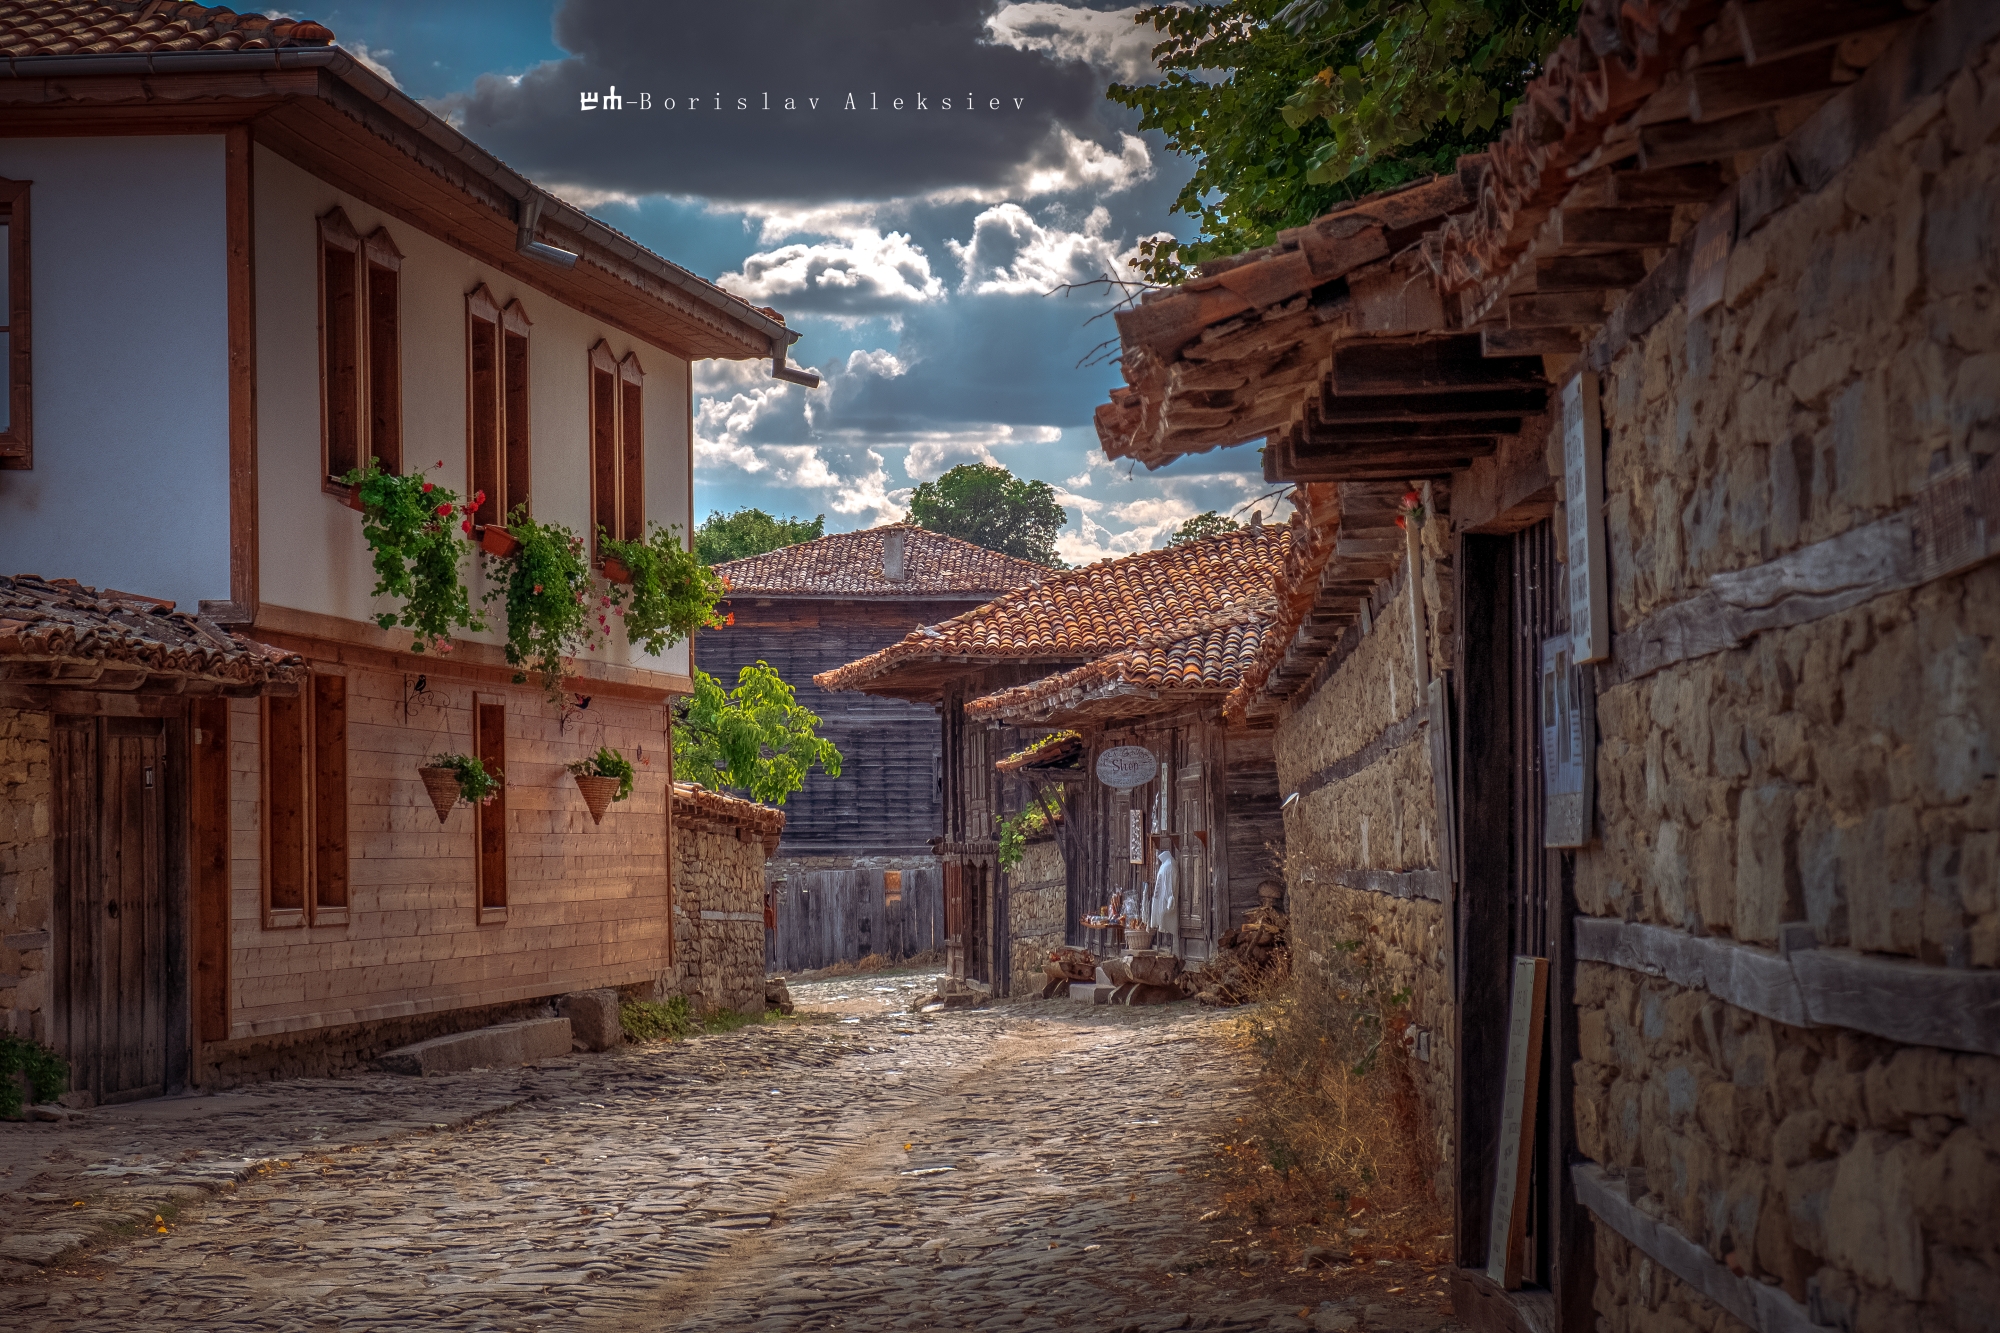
[2,977,1456,1333]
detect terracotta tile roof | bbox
[714,524,1048,600]
[0,574,305,691]
[967,615,1272,728]
[671,780,785,856]
[0,0,334,55]
[816,525,1289,697]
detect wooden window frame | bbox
[0,175,31,469]
[467,285,532,528]
[319,209,402,495]
[260,673,350,929]
[475,695,509,923]
[588,340,645,560]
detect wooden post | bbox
[1407,481,1433,700]
[1487,954,1550,1288]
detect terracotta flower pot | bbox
[342,484,367,513]
[573,773,621,825]
[418,766,461,824]
[600,556,634,585]
[480,525,521,558]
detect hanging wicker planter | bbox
[573,773,621,825]
[418,766,461,824]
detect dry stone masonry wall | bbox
[1573,34,2000,1333]
[670,824,768,1017]
[1007,835,1065,996]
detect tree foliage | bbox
[906,463,1069,568]
[694,508,825,566]
[1169,510,1243,545]
[672,662,843,807]
[1109,0,1574,282]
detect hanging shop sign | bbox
[1095,745,1159,792]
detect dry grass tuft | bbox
[1195,940,1450,1267]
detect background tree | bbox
[906,463,1069,568]
[1168,510,1242,545]
[694,508,825,565]
[1110,0,1575,282]
[672,662,843,806]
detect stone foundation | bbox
[0,706,52,1043]
[670,822,772,1017]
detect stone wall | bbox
[670,822,770,1017]
[1276,571,1455,1196]
[1570,35,2000,1332]
[1007,834,1066,996]
[0,706,51,1043]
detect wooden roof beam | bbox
[1314,385,1550,422]
[1331,336,1547,395]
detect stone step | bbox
[376,1017,573,1076]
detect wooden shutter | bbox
[362,227,402,475]
[312,673,348,919]
[590,342,618,549]
[476,700,508,919]
[264,694,307,924]
[319,209,362,483]
[502,300,532,520]
[619,354,645,540]
[468,285,501,521]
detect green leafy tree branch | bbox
[672,662,843,806]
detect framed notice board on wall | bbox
[1542,636,1594,848]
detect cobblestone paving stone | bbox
[3,975,1462,1333]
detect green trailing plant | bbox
[482,508,598,699]
[672,662,842,806]
[567,745,635,802]
[598,523,729,656]
[340,458,486,653]
[0,1032,68,1119]
[997,793,1064,872]
[429,752,503,805]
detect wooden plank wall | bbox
[698,598,983,854]
[222,653,675,1043]
[763,864,944,973]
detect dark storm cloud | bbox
[444,0,1127,204]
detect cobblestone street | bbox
[2,976,1460,1332]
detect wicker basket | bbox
[418,766,461,824]
[573,773,621,825]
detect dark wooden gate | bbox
[1455,516,1588,1328]
[52,715,189,1103]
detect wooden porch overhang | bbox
[0,51,797,365]
[1096,0,1936,489]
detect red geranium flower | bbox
[421,482,434,494]
[435,502,452,517]
[725,612,736,626]
[461,519,472,534]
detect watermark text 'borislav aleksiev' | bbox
[577,87,1028,112]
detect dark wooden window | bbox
[476,700,508,919]
[468,285,532,526]
[312,674,349,919]
[321,210,402,485]
[264,674,349,927]
[588,341,645,556]
[0,174,33,468]
[265,694,308,923]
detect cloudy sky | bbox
[316,0,1279,563]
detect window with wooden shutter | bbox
[588,341,644,557]
[320,209,402,486]
[468,285,531,527]
[476,699,508,921]
[262,673,349,928]
[1,174,34,468]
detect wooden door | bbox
[52,717,175,1103]
[1175,725,1211,956]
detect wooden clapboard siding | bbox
[219,649,675,1042]
[697,597,987,854]
[191,697,231,1045]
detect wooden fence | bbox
[764,864,944,974]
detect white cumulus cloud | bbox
[948,203,1128,295]
[719,230,947,313]
[985,3,1161,85]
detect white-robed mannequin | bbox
[1148,848,1177,945]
